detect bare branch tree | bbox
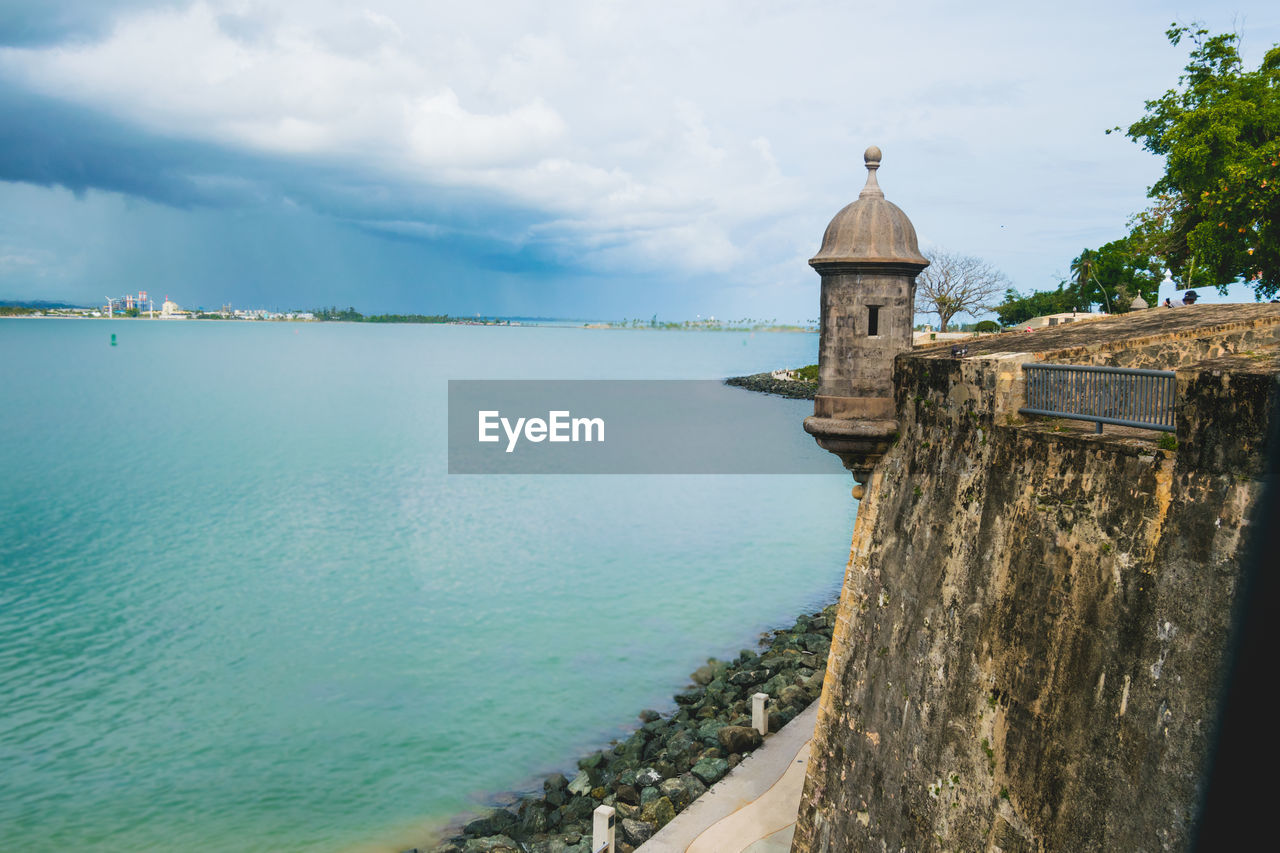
[915,250,1009,332]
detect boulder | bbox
[461,836,520,853]
[691,756,729,786]
[463,810,516,839]
[717,725,763,754]
[517,798,548,836]
[621,818,655,846]
[567,770,592,796]
[728,669,765,687]
[659,776,692,809]
[634,767,662,787]
[696,719,725,746]
[779,684,807,709]
[544,775,568,807]
[614,783,640,806]
[682,771,708,801]
[563,795,595,823]
[641,795,676,828]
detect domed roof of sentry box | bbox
[810,146,929,270]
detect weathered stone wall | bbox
[792,339,1278,851]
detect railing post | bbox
[752,692,769,736]
[592,804,615,853]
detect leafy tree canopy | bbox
[1070,236,1164,312]
[994,281,1086,327]
[1118,24,1280,298]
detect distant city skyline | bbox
[3,1,1279,323]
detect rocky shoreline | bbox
[724,372,817,400]
[422,603,837,853]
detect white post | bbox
[752,692,769,736]
[592,804,615,853]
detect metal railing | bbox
[1020,363,1176,433]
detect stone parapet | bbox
[793,310,1280,852]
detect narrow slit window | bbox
[867,305,880,337]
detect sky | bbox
[1,1,1278,321]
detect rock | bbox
[683,772,709,801]
[717,725,763,754]
[763,673,790,696]
[634,766,662,787]
[638,709,661,723]
[615,783,640,806]
[767,709,784,732]
[639,786,659,806]
[779,684,807,709]
[659,776,692,808]
[463,810,515,838]
[799,632,830,653]
[691,756,730,786]
[567,770,592,796]
[462,836,520,853]
[544,773,569,807]
[696,719,725,745]
[641,795,676,828]
[691,658,728,685]
[665,730,699,763]
[621,818,656,846]
[590,786,607,800]
[615,801,639,820]
[673,687,703,705]
[517,801,547,836]
[728,669,765,687]
[563,795,595,822]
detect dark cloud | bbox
[0,0,187,47]
[0,81,558,263]
[0,83,253,206]
[0,78,607,315]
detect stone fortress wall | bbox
[792,305,1280,851]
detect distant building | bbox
[1023,311,1103,329]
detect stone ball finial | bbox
[810,145,926,268]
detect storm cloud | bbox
[2,1,1278,317]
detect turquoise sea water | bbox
[0,319,853,853]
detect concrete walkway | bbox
[638,703,817,853]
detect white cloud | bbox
[3,0,1280,307]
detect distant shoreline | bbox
[1,314,818,333]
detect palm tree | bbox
[1071,249,1111,313]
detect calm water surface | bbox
[0,320,853,852]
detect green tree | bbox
[1069,238,1164,312]
[1118,24,1280,297]
[993,281,1086,327]
[1070,248,1107,312]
